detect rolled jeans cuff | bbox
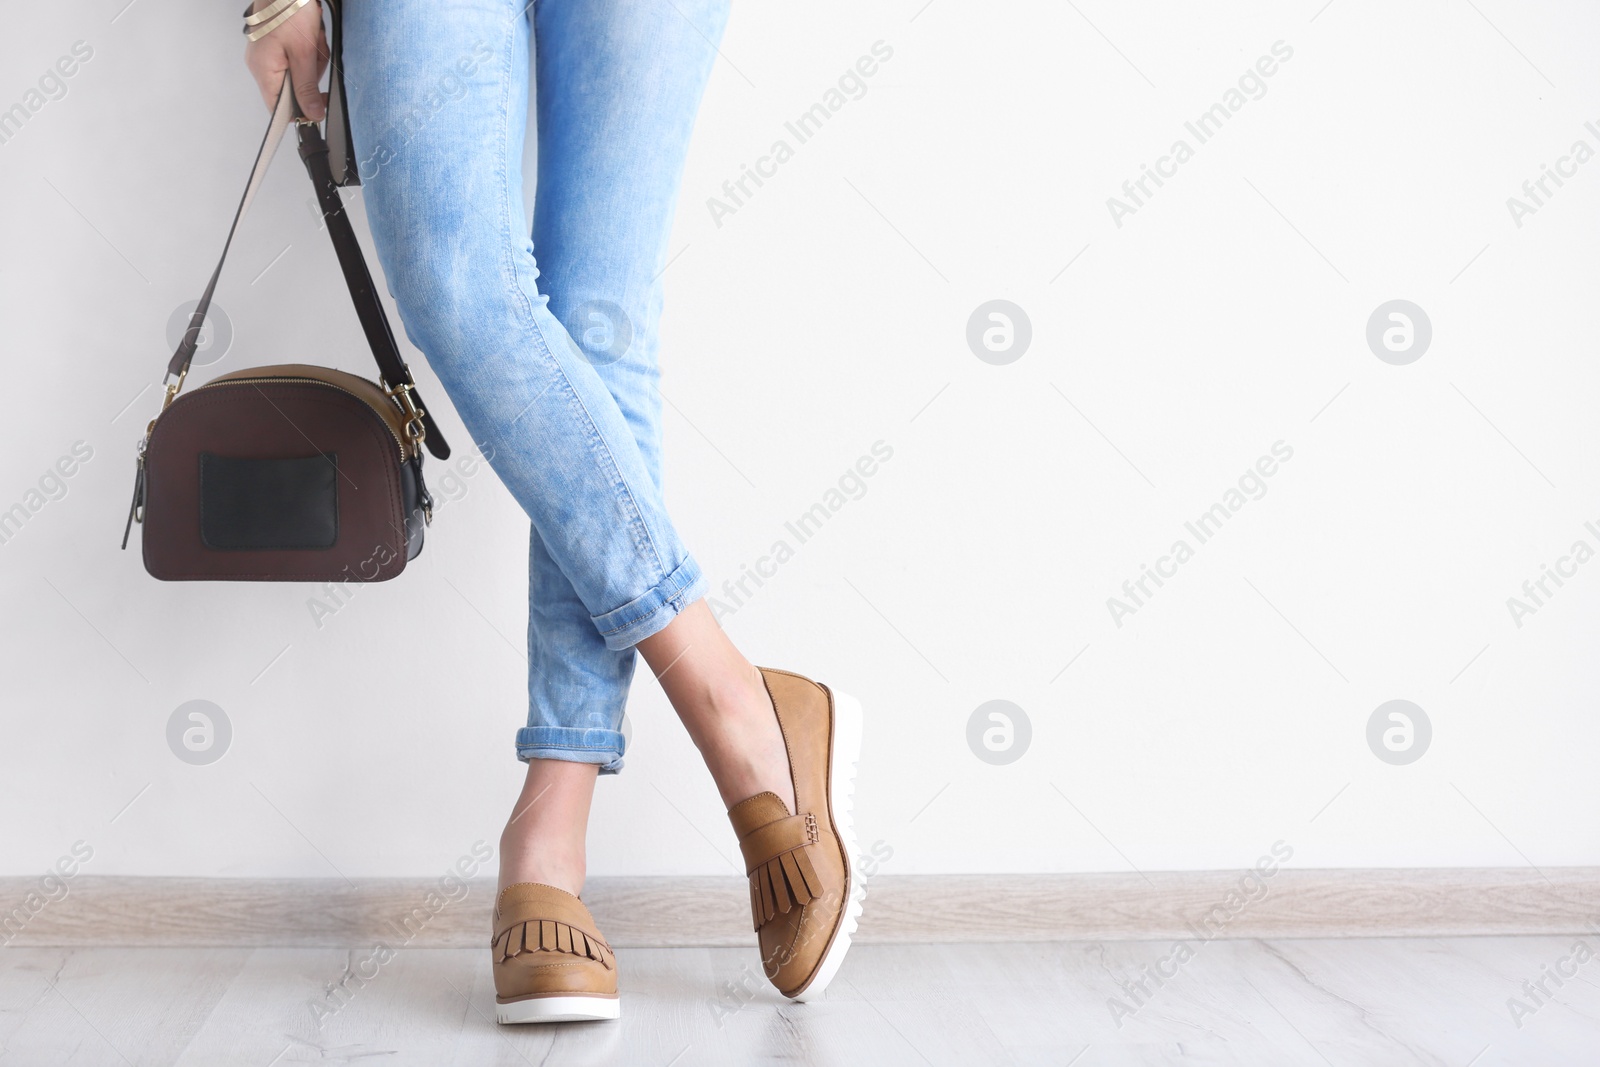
[516,726,626,774]
[593,556,707,650]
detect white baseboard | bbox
[3,869,1597,948]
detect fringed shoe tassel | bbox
[749,842,826,931]
[492,917,615,971]
[739,810,826,932]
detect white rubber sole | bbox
[789,688,865,1002]
[495,995,620,1024]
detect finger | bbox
[246,48,289,112]
[286,47,327,121]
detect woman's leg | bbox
[345,0,786,890]
[517,0,739,893]
[527,0,796,815]
[346,0,853,1002]
[524,12,856,985]
[344,0,705,653]
[343,0,695,895]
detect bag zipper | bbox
[192,375,411,461]
[120,437,147,550]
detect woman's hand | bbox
[243,0,328,120]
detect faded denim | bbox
[344,0,729,771]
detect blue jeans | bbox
[343,0,729,772]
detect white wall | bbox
[3,0,1597,882]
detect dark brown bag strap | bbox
[323,0,358,188]
[163,77,450,459]
[295,114,449,457]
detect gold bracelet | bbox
[243,0,312,42]
[243,0,299,26]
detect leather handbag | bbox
[124,78,452,582]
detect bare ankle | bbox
[692,662,765,717]
[700,683,796,814]
[497,758,598,899]
[498,834,586,898]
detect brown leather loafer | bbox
[491,882,620,1023]
[728,667,864,1000]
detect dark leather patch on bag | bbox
[200,452,340,550]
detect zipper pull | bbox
[121,439,147,550]
[413,453,434,526]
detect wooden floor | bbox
[2,939,1595,1065]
